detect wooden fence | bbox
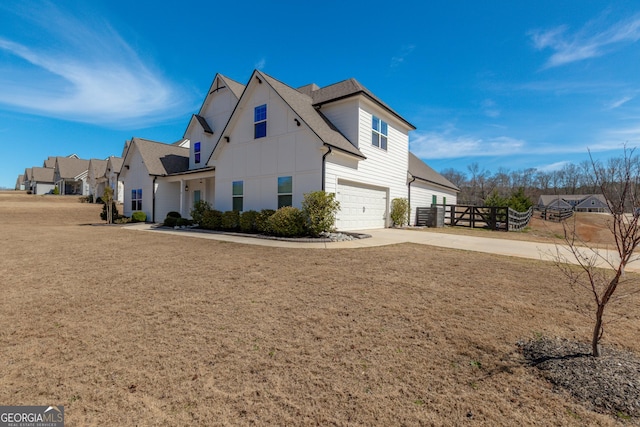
[416,204,534,231]
[536,206,574,222]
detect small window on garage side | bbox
[277,176,292,208]
[371,115,388,150]
[443,196,447,206]
[131,188,142,211]
[232,181,243,212]
[194,142,201,164]
[254,104,267,139]
[432,195,437,206]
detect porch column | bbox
[179,179,185,217]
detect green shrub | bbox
[201,209,222,230]
[256,209,276,233]
[267,206,305,237]
[508,187,533,212]
[301,191,340,237]
[52,187,60,195]
[190,200,211,225]
[100,202,119,222]
[164,216,178,227]
[239,210,259,233]
[221,210,240,230]
[176,218,193,227]
[166,211,181,219]
[390,198,409,227]
[131,211,147,223]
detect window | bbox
[254,104,267,139]
[194,190,201,204]
[432,195,437,206]
[131,189,142,211]
[194,141,201,164]
[371,115,388,150]
[232,181,243,212]
[277,176,292,208]
[443,196,447,206]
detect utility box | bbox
[415,207,444,227]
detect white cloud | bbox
[605,95,633,110]
[535,161,570,172]
[0,3,191,126]
[409,127,525,159]
[481,99,500,118]
[254,58,266,70]
[391,44,416,68]
[529,14,640,67]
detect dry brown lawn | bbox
[1,192,639,426]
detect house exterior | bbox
[23,168,32,192]
[29,167,55,195]
[537,194,609,213]
[53,157,90,195]
[105,156,124,204]
[123,70,458,229]
[119,138,189,221]
[87,158,109,201]
[15,174,24,191]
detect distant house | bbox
[15,174,24,191]
[23,168,33,192]
[53,157,90,195]
[537,194,609,213]
[105,156,124,204]
[87,158,109,201]
[29,167,55,195]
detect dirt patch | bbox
[1,193,639,425]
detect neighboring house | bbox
[15,174,24,191]
[119,138,189,221]
[123,70,458,229]
[87,158,109,201]
[53,156,90,195]
[537,194,609,213]
[29,167,55,195]
[105,156,124,204]
[23,168,33,192]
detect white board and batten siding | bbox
[214,81,323,212]
[120,147,154,220]
[154,180,182,222]
[324,98,411,230]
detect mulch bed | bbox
[520,337,640,419]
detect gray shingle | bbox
[55,157,90,179]
[132,138,189,176]
[31,167,55,183]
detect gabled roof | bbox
[44,157,56,168]
[218,74,245,99]
[408,152,459,192]
[302,78,416,130]
[575,194,608,209]
[125,137,189,176]
[31,167,55,183]
[88,158,108,179]
[15,174,24,189]
[55,157,90,180]
[24,168,32,181]
[257,71,365,158]
[106,156,123,174]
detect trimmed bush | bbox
[100,202,119,222]
[239,210,259,233]
[256,209,276,234]
[52,187,60,195]
[131,211,147,223]
[176,218,193,227]
[221,210,240,230]
[166,211,181,219]
[190,200,211,225]
[301,191,340,237]
[267,206,306,237]
[390,198,409,227]
[164,216,178,227]
[201,209,222,230]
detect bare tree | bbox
[556,147,640,356]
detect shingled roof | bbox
[88,159,108,178]
[15,174,24,189]
[300,78,416,130]
[221,74,246,99]
[106,156,123,174]
[31,167,55,183]
[409,152,459,191]
[259,71,365,158]
[129,138,189,176]
[55,157,90,179]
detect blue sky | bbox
[1,0,640,188]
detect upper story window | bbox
[194,142,201,164]
[371,116,388,150]
[254,104,267,139]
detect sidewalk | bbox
[124,224,640,272]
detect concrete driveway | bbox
[125,224,639,273]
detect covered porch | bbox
[162,168,215,219]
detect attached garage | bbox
[335,180,388,230]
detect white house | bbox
[87,158,108,202]
[123,70,458,229]
[53,156,90,195]
[15,174,25,191]
[105,156,124,204]
[29,167,55,195]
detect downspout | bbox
[321,145,332,191]
[152,176,157,223]
[408,174,416,225]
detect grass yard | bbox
[1,192,639,426]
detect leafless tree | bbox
[556,147,640,356]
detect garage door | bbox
[335,181,388,230]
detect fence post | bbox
[506,207,509,231]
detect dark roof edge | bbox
[409,172,460,192]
